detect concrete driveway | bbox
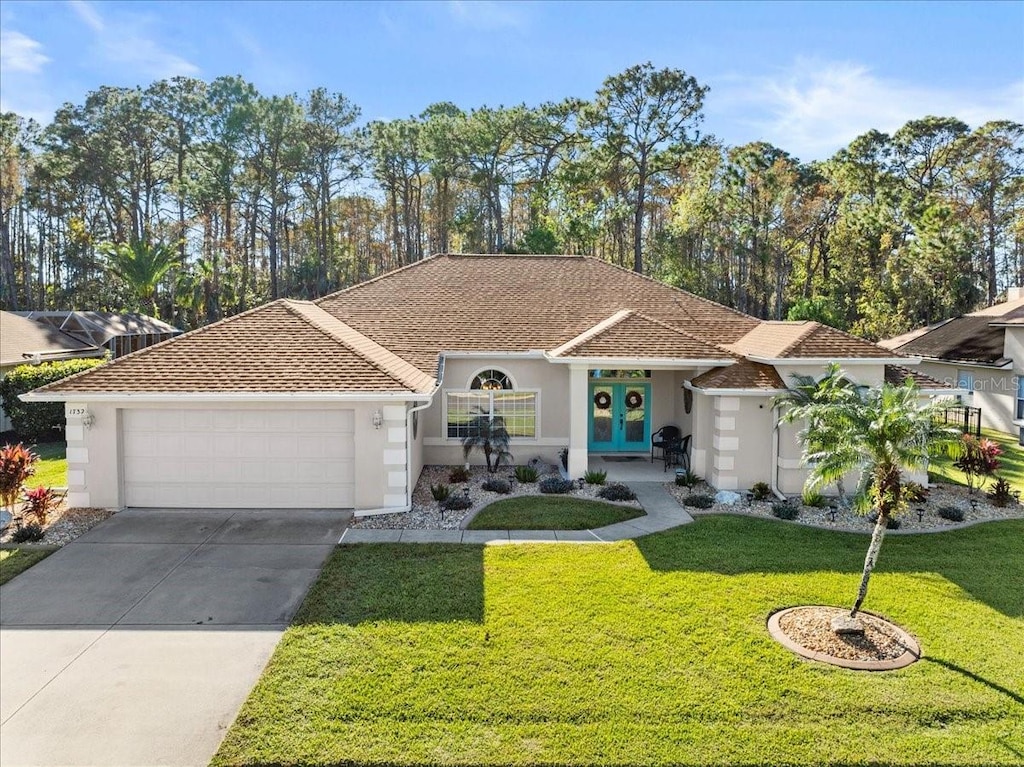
[0,508,350,767]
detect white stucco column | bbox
[568,364,589,478]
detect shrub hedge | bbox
[1,359,106,440]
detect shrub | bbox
[771,502,800,520]
[481,477,511,494]
[597,483,635,502]
[683,494,714,509]
[448,466,470,483]
[749,482,772,501]
[675,470,700,490]
[937,504,966,522]
[583,469,607,485]
[11,522,44,543]
[903,481,928,504]
[986,476,1014,508]
[800,490,828,508]
[1,443,38,511]
[21,486,64,525]
[0,359,106,441]
[430,483,452,503]
[954,434,1001,494]
[538,477,574,494]
[441,494,473,511]
[867,512,902,529]
[513,465,539,483]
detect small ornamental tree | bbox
[0,443,38,512]
[461,410,513,473]
[954,434,1001,494]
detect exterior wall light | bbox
[372,410,383,430]
[81,412,95,429]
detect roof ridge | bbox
[628,310,738,357]
[549,309,633,356]
[283,301,434,393]
[791,321,905,358]
[773,320,821,357]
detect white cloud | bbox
[712,59,1024,161]
[446,0,526,30]
[69,0,200,80]
[0,30,50,74]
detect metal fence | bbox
[935,405,982,438]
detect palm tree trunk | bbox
[851,512,888,616]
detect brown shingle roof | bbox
[1,311,103,367]
[729,321,898,359]
[884,365,953,390]
[690,360,784,391]
[550,310,733,360]
[37,300,434,394]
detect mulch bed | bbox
[0,503,113,546]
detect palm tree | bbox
[461,410,513,473]
[100,239,182,319]
[775,364,960,617]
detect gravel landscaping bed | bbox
[665,480,1023,533]
[776,606,915,662]
[0,503,113,546]
[350,464,642,530]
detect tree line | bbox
[1,63,1021,339]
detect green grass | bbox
[929,428,1023,493]
[27,441,67,488]
[467,496,644,530]
[0,547,56,586]
[214,517,1024,766]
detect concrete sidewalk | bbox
[341,482,693,544]
[0,508,349,767]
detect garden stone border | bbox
[458,492,645,530]
[767,605,921,671]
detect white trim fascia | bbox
[746,356,919,366]
[19,391,432,403]
[915,356,1015,371]
[439,350,547,359]
[543,354,735,369]
[692,387,784,397]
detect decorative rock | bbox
[830,614,866,635]
[714,490,743,506]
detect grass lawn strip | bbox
[929,428,1023,493]
[27,441,67,489]
[0,547,57,586]
[214,516,1024,766]
[467,496,644,530]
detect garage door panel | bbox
[122,409,357,509]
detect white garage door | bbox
[122,409,355,508]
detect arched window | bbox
[448,367,537,439]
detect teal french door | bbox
[588,382,651,452]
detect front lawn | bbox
[215,517,1024,766]
[27,441,67,488]
[0,547,56,586]
[467,496,643,530]
[929,428,1023,493]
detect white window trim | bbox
[443,388,542,442]
[466,366,520,391]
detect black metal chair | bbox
[664,434,692,473]
[651,425,682,463]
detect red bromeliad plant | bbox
[21,486,65,526]
[954,434,1001,494]
[0,443,38,512]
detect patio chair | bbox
[664,434,692,472]
[651,425,681,463]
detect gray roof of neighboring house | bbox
[14,311,180,348]
[884,298,1024,365]
[1,311,105,367]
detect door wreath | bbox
[593,390,612,409]
[625,390,643,409]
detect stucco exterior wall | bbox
[65,400,411,511]
[689,389,713,477]
[916,359,1019,435]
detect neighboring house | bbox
[23,254,953,511]
[14,311,181,358]
[881,289,1024,444]
[0,311,105,432]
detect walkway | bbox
[341,482,693,544]
[0,508,350,767]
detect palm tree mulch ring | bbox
[768,606,921,671]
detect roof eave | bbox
[682,380,784,396]
[20,391,434,403]
[746,355,918,365]
[914,355,1013,370]
[544,354,735,368]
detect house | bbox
[22,254,953,512]
[0,311,106,432]
[881,289,1024,444]
[14,311,181,358]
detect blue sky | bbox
[1,0,1022,161]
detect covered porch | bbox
[587,453,682,482]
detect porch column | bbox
[568,364,589,478]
